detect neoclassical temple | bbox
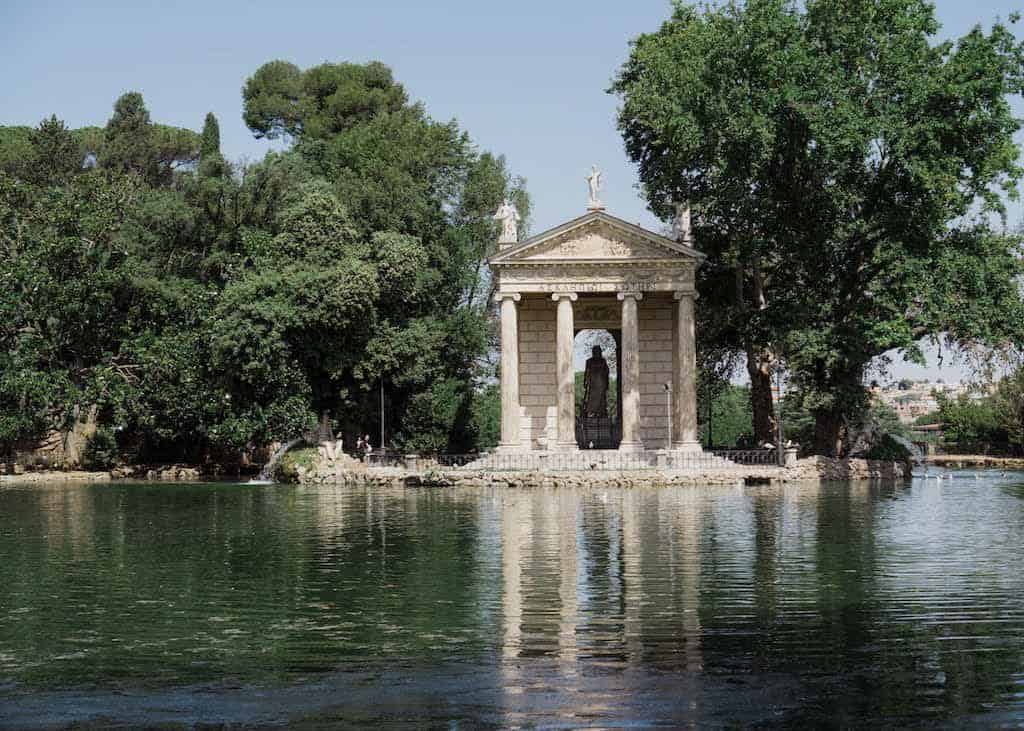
[489,182,704,456]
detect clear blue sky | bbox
[3,0,1021,382]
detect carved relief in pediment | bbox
[524,223,668,261]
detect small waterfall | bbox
[252,438,303,483]
[890,434,923,459]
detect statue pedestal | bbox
[579,416,615,450]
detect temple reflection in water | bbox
[496,487,707,668]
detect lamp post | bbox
[775,368,784,467]
[663,382,672,448]
[707,390,713,450]
[380,378,385,454]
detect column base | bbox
[670,441,703,454]
[496,443,527,454]
[617,440,645,453]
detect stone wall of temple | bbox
[517,295,557,450]
[638,297,674,449]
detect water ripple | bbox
[0,474,1023,727]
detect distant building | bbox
[874,379,977,425]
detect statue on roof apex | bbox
[493,199,520,245]
[585,164,604,210]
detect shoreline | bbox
[10,454,1024,487]
[1,464,217,484]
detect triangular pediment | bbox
[489,210,704,266]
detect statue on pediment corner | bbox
[494,199,520,245]
[672,201,692,243]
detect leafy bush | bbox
[937,393,1006,451]
[863,434,912,462]
[703,384,754,448]
[470,383,500,452]
[82,427,119,470]
[395,378,477,454]
[914,411,941,426]
[275,446,317,483]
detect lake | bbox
[1,474,1023,728]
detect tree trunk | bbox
[62,404,99,468]
[742,255,776,446]
[813,409,847,457]
[747,346,776,445]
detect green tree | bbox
[243,60,529,452]
[100,92,199,186]
[100,92,154,177]
[612,0,1024,456]
[699,384,754,448]
[2,62,527,466]
[200,112,220,160]
[29,116,81,185]
[243,60,407,140]
[198,112,229,180]
[0,126,34,179]
[993,368,1024,451]
[937,392,1005,451]
[0,118,82,185]
[470,382,501,451]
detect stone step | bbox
[449,451,743,472]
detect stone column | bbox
[673,291,701,452]
[497,293,522,452]
[618,292,644,452]
[552,293,578,452]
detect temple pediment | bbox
[489,211,703,266]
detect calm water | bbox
[2,475,1024,728]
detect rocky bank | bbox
[296,454,910,488]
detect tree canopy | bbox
[612,0,1024,455]
[1,64,528,465]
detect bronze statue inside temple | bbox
[583,346,609,418]
[579,345,616,448]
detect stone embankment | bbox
[0,469,112,483]
[924,454,1024,470]
[1,464,203,482]
[297,455,910,488]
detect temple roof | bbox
[488,209,704,267]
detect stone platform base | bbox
[296,454,911,488]
[452,449,735,473]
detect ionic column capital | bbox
[617,291,644,301]
[551,292,578,302]
[673,290,699,301]
[495,292,522,303]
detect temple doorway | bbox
[573,328,621,449]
